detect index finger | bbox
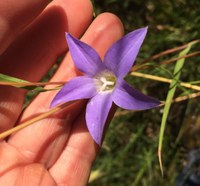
[0,0,93,133]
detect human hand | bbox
[0,0,124,185]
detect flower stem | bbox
[160,50,200,65]
[141,39,200,63]
[0,81,65,87]
[131,72,200,91]
[0,101,74,139]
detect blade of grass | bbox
[89,170,104,183]
[0,73,28,86]
[141,39,200,63]
[168,92,200,104]
[0,101,75,139]
[158,42,194,176]
[160,50,200,65]
[131,150,154,186]
[130,72,200,91]
[132,50,200,71]
[0,73,65,90]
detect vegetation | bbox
[89,0,200,185]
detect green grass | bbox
[89,0,200,185]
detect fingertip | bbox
[94,12,124,37]
[81,12,124,59]
[50,12,125,82]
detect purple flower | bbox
[51,27,160,145]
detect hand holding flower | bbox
[0,0,127,185]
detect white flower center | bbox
[95,71,117,93]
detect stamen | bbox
[95,71,117,93]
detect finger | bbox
[49,100,117,186]
[0,0,93,80]
[0,141,29,175]
[0,87,24,133]
[49,92,116,186]
[49,112,97,186]
[0,0,49,54]
[8,13,124,171]
[0,163,56,186]
[0,0,93,132]
[18,164,56,186]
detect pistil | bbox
[95,71,117,93]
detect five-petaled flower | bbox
[50,27,160,145]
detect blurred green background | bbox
[89,0,200,186]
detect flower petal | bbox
[66,33,105,76]
[104,27,147,78]
[50,76,97,107]
[86,93,113,145]
[112,80,160,110]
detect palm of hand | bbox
[0,0,123,185]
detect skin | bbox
[0,0,124,185]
